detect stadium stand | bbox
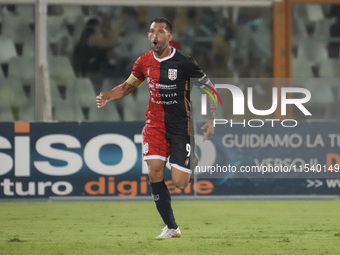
[0,3,339,122]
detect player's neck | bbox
[154,46,173,59]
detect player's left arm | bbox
[186,58,217,141]
[96,74,142,109]
[201,80,217,141]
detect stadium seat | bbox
[115,89,147,121]
[0,77,27,121]
[2,11,35,57]
[0,104,15,122]
[22,38,35,58]
[51,78,89,121]
[0,68,4,78]
[102,78,122,92]
[8,56,35,85]
[53,100,84,122]
[319,59,340,78]
[292,4,308,20]
[306,4,324,22]
[49,56,75,84]
[69,78,96,107]
[313,18,336,42]
[18,101,35,121]
[47,15,72,55]
[292,58,314,78]
[88,103,121,122]
[15,5,35,22]
[50,79,65,102]
[135,81,149,101]
[122,107,137,121]
[0,35,17,65]
[297,39,328,67]
[1,15,34,45]
[64,78,97,120]
[0,77,27,108]
[47,16,68,44]
[61,6,83,25]
[18,73,35,121]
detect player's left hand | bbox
[201,120,215,141]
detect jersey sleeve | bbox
[132,56,145,80]
[185,57,210,85]
[127,56,145,88]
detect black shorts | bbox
[142,121,194,174]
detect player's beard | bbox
[151,40,168,56]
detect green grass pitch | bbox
[0,200,339,254]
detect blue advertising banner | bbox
[0,121,339,199]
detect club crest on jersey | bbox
[168,69,177,81]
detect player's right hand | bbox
[96,92,107,109]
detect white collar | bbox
[153,48,176,62]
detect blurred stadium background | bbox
[1,3,340,254]
[0,0,339,201]
[0,0,339,122]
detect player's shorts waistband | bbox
[143,155,168,162]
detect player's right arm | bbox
[96,73,143,109]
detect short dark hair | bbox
[150,17,172,33]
